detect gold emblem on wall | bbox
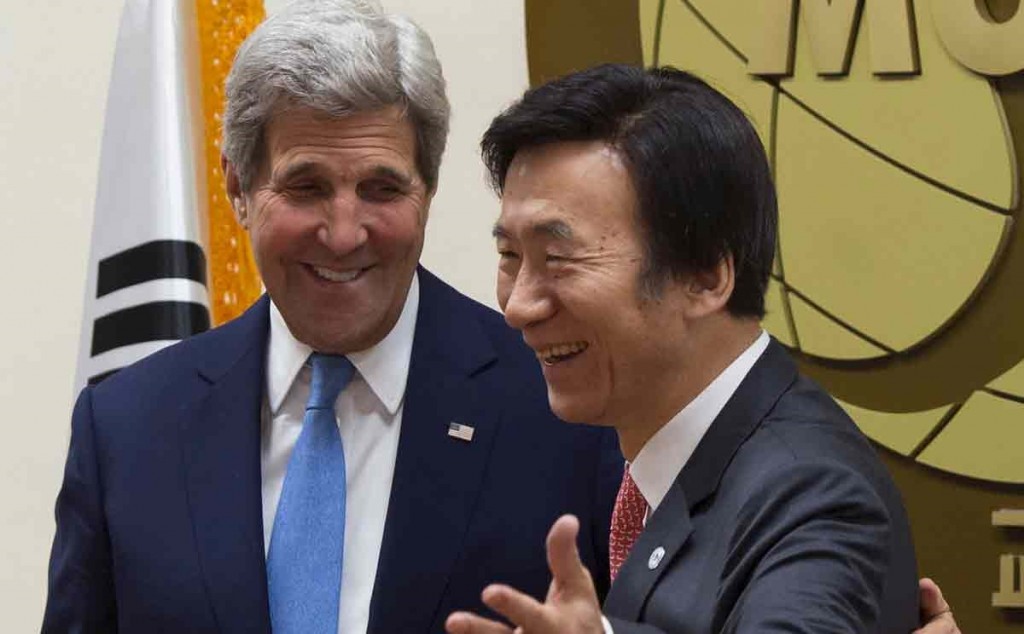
[525,0,1024,630]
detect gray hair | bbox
[222,0,450,192]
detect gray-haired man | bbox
[43,2,620,632]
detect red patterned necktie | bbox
[609,466,648,582]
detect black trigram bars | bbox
[87,240,210,385]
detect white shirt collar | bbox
[265,272,420,416]
[630,330,770,513]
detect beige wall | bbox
[0,0,526,628]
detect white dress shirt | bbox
[630,330,770,515]
[602,330,769,634]
[261,273,419,634]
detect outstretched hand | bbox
[446,515,605,634]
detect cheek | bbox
[251,205,311,253]
[250,221,288,261]
[368,205,426,255]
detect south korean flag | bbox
[74,0,211,390]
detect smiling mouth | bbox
[537,341,589,365]
[309,264,368,283]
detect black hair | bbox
[481,64,776,317]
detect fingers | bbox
[448,516,599,634]
[918,578,950,617]
[445,584,549,634]
[914,578,960,634]
[546,514,589,590]
[912,612,960,634]
[445,610,515,634]
[482,584,551,632]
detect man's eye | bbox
[358,181,403,202]
[498,250,520,260]
[287,182,324,198]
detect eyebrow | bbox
[369,165,415,187]
[275,160,320,183]
[492,219,575,241]
[274,162,415,187]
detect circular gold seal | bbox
[525,0,1024,485]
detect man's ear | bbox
[221,154,249,229]
[684,254,735,318]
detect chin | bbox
[548,394,607,426]
[287,316,372,354]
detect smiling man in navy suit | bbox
[42,2,619,632]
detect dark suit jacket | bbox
[44,268,622,633]
[604,340,918,634]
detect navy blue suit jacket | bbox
[44,269,621,633]
[604,340,918,634]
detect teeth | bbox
[537,341,589,364]
[313,266,361,282]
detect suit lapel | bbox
[179,297,272,633]
[604,339,798,621]
[603,486,695,620]
[368,270,499,634]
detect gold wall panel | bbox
[524,0,641,86]
[990,360,1024,398]
[775,94,1006,351]
[918,391,1024,484]
[788,294,887,360]
[781,0,1015,210]
[638,0,659,66]
[838,399,948,455]
[683,0,1016,210]
[654,0,774,147]
[682,0,766,68]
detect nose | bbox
[500,267,555,331]
[317,192,368,255]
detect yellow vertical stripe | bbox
[195,0,265,325]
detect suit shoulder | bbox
[729,373,906,514]
[418,269,536,364]
[87,300,264,409]
[753,375,875,461]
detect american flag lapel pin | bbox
[448,422,475,442]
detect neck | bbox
[616,318,762,461]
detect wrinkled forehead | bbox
[493,200,576,242]
[264,103,412,145]
[496,141,639,242]
[256,104,420,174]
[505,141,629,189]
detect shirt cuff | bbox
[601,614,614,634]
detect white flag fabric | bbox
[75,0,212,390]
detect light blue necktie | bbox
[268,353,355,634]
